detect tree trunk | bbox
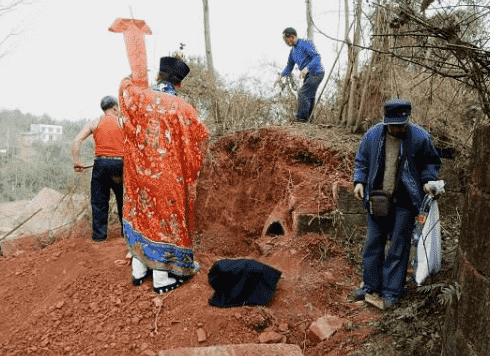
[353,65,373,132]
[442,125,490,355]
[335,0,352,125]
[202,0,215,80]
[306,0,314,42]
[202,0,222,135]
[346,0,362,130]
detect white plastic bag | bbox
[414,199,442,285]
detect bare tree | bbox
[0,0,30,59]
[201,0,224,135]
[380,1,490,125]
[335,0,353,125]
[306,0,314,42]
[202,0,215,81]
[346,0,363,130]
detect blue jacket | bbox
[281,39,324,77]
[353,123,441,211]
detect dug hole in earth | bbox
[0,127,383,356]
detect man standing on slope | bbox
[275,27,325,123]
[72,96,124,242]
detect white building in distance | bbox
[22,124,63,143]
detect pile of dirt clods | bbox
[0,128,382,356]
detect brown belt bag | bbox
[368,190,392,217]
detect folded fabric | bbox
[208,259,282,308]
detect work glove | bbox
[299,67,308,79]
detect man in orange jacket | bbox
[72,96,125,242]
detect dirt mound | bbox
[194,127,352,257]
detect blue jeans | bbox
[297,72,324,122]
[362,205,416,298]
[91,159,124,241]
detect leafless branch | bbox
[0,0,27,15]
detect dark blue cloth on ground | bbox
[208,259,282,308]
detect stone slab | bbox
[308,315,348,342]
[157,344,303,356]
[7,188,88,240]
[0,200,30,230]
[293,213,332,235]
[336,185,364,214]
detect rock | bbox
[364,293,384,310]
[196,328,206,343]
[255,241,273,256]
[144,350,156,356]
[156,344,303,356]
[278,322,289,332]
[141,343,148,350]
[258,331,283,344]
[321,271,335,284]
[55,301,64,309]
[308,315,349,343]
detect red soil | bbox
[0,128,381,356]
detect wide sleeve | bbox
[179,103,210,184]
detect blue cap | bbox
[100,96,118,111]
[282,27,297,36]
[383,99,411,125]
[159,57,190,83]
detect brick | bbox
[156,343,304,356]
[196,328,206,343]
[308,315,349,342]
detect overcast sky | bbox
[0,0,360,123]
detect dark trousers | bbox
[297,72,325,122]
[91,158,124,241]
[362,205,416,298]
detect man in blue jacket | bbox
[352,99,441,308]
[274,27,325,123]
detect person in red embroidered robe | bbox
[120,56,209,294]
